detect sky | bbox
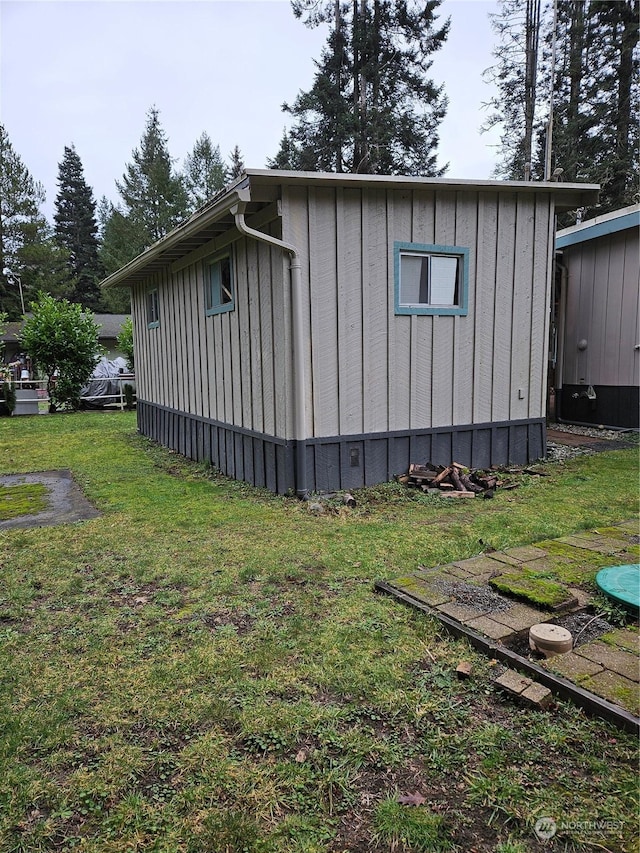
[0,0,502,221]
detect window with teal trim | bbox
[394,242,469,316]
[147,288,159,328]
[205,253,234,315]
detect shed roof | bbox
[102,169,600,290]
[556,203,640,249]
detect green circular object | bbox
[596,564,640,612]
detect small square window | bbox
[394,242,469,316]
[147,288,159,327]
[205,253,234,315]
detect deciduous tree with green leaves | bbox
[20,293,101,411]
[116,316,135,371]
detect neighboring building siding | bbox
[561,228,639,388]
[282,184,554,439]
[557,214,639,428]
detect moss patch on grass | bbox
[0,482,49,520]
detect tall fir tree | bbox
[482,0,544,180]
[577,0,639,212]
[54,144,104,311]
[115,106,189,247]
[0,124,70,319]
[228,145,246,179]
[184,133,228,210]
[273,0,449,175]
[484,0,638,218]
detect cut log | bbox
[449,467,468,491]
[432,466,453,486]
[460,473,483,493]
[440,490,476,498]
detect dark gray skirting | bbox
[137,401,546,495]
[558,385,639,430]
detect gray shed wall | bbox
[282,184,555,437]
[132,182,557,491]
[132,226,292,438]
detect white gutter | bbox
[230,195,308,499]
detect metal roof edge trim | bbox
[556,205,640,249]
[244,167,600,194]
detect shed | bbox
[103,170,598,495]
[553,205,639,429]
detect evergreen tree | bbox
[276,0,449,176]
[0,124,70,318]
[54,144,104,311]
[577,0,639,212]
[268,129,305,170]
[115,106,189,247]
[485,0,639,218]
[184,132,228,210]
[228,145,246,179]
[96,197,135,312]
[482,0,544,180]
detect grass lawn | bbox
[0,411,638,853]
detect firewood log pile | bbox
[397,462,518,498]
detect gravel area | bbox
[549,611,617,646]
[434,579,511,612]
[547,422,635,441]
[544,422,638,463]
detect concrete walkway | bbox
[384,520,639,718]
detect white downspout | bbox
[230,200,308,498]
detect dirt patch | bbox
[0,470,100,529]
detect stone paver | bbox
[495,669,531,694]
[453,556,504,576]
[502,545,548,562]
[583,670,640,716]
[490,603,549,632]
[557,535,630,554]
[465,615,513,640]
[602,628,640,655]
[487,552,523,567]
[437,601,491,622]
[545,652,604,681]
[385,520,639,719]
[575,641,639,682]
[521,682,553,709]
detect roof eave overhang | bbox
[101,177,251,289]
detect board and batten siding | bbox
[561,227,639,389]
[281,184,554,440]
[132,229,292,441]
